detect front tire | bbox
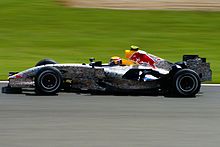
[172,69,201,97]
[35,59,57,67]
[35,67,63,95]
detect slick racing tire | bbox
[35,67,63,95]
[35,59,57,67]
[172,69,201,97]
[2,86,22,94]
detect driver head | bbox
[109,56,122,65]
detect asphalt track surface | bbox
[0,83,220,147]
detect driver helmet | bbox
[109,56,122,65]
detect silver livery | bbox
[2,54,211,97]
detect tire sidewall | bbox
[35,67,62,95]
[173,69,201,96]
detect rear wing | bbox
[183,55,212,82]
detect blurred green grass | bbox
[0,0,219,82]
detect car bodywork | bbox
[3,54,211,96]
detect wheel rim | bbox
[178,75,196,92]
[40,73,58,90]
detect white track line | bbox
[0,81,220,86]
[0,81,8,84]
[202,84,220,86]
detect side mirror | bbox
[89,57,95,63]
[89,57,95,68]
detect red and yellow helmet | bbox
[110,56,122,65]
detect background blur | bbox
[0,0,219,82]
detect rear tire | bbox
[172,69,200,97]
[35,67,62,95]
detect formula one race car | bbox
[2,53,211,97]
